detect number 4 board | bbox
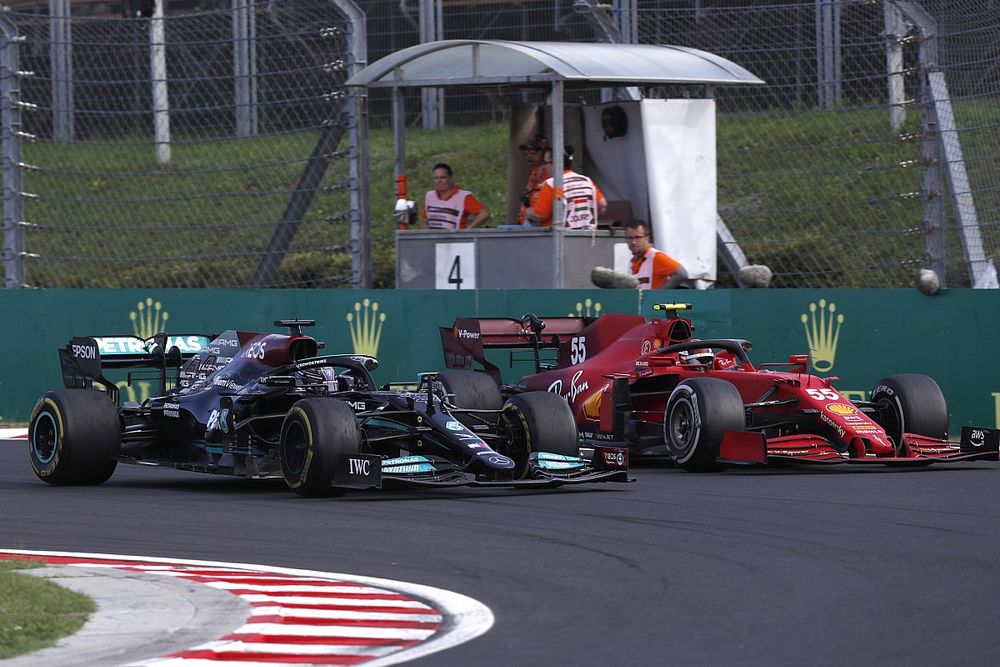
[435,242,476,290]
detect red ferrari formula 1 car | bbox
[440,304,999,471]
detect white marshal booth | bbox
[346,40,764,289]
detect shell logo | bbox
[827,403,856,416]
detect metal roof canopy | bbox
[347,40,764,288]
[345,40,765,88]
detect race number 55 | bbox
[570,336,587,364]
[805,388,840,400]
[435,242,476,290]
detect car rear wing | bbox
[441,315,590,382]
[59,332,212,402]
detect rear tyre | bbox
[664,378,744,472]
[500,392,580,479]
[436,370,503,427]
[28,389,120,485]
[870,374,948,452]
[280,398,361,498]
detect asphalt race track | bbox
[3,439,1000,666]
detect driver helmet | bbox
[679,348,715,366]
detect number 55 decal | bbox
[805,388,840,400]
[570,336,587,364]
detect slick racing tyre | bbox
[436,369,503,427]
[870,374,948,452]
[280,398,362,498]
[500,391,580,479]
[664,378,744,472]
[28,389,121,485]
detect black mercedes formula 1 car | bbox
[28,320,629,496]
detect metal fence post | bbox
[344,1,369,289]
[816,0,842,109]
[883,2,907,134]
[150,0,171,164]
[895,0,999,289]
[418,0,443,130]
[1,16,25,289]
[232,0,258,138]
[49,0,73,142]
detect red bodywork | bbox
[441,307,998,467]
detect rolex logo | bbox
[130,298,168,338]
[347,299,386,357]
[122,298,166,404]
[568,298,602,318]
[801,299,844,372]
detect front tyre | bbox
[28,389,121,485]
[280,398,361,498]
[664,378,744,472]
[870,374,948,452]
[500,392,580,479]
[436,370,503,427]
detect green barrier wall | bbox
[2,289,998,433]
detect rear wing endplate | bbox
[59,333,212,401]
[440,316,588,383]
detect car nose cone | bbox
[482,454,514,470]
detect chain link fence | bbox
[3,1,998,289]
[2,0,364,288]
[648,0,1000,288]
[363,0,999,288]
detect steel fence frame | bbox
[1,0,369,289]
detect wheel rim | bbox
[282,422,308,476]
[873,395,903,450]
[498,411,529,478]
[668,400,695,455]
[31,412,58,465]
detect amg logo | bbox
[348,458,371,476]
[458,328,480,340]
[347,401,366,411]
[72,344,97,359]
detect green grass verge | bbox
[0,559,95,660]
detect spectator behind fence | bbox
[526,146,606,229]
[422,163,490,230]
[516,135,550,225]
[626,220,688,290]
